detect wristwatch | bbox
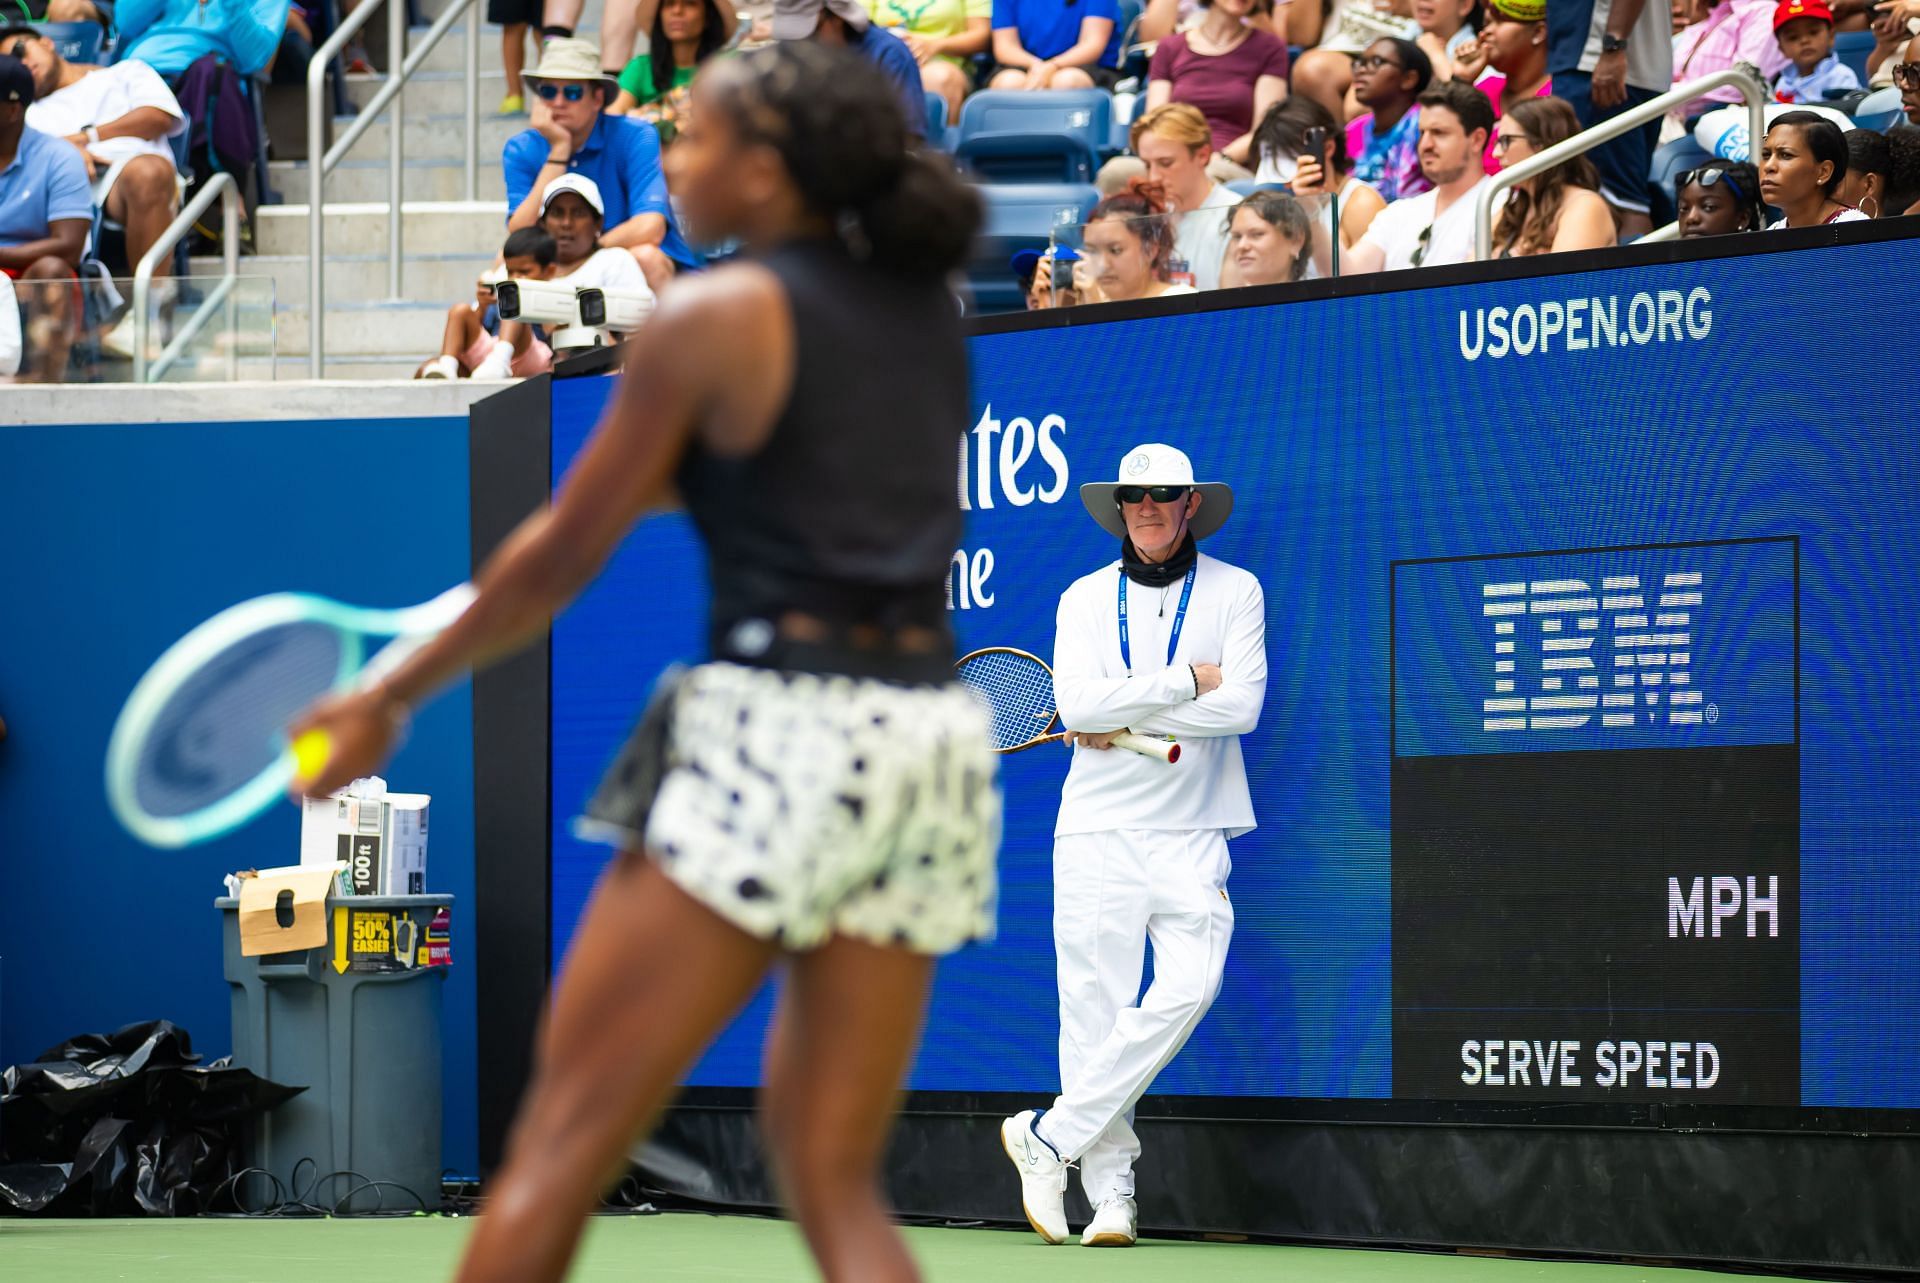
[1600,32,1628,54]
[85,125,101,145]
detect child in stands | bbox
[418,226,558,379]
[1771,0,1859,103]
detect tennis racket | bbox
[955,647,1180,764]
[105,583,477,849]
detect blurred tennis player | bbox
[1001,444,1267,1247]
[289,44,997,1283]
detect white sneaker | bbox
[1081,1196,1137,1247]
[470,338,516,380]
[999,1110,1068,1244]
[418,353,460,379]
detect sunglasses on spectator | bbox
[1410,223,1434,268]
[535,81,591,102]
[1676,167,1746,199]
[1115,485,1190,504]
[1353,54,1403,71]
[1895,62,1920,89]
[1492,133,1527,154]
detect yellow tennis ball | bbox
[291,729,333,785]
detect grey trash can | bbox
[217,893,451,1213]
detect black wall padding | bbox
[634,1106,1920,1277]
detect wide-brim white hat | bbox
[1079,443,1234,541]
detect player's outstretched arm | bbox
[289,266,793,795]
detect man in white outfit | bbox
[1001,443,1267,1248]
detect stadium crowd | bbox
[3,0,1918,378]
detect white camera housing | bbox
[575,286,656,334]
[494,279,655,352]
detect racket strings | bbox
[132,622,347,818]
[957,651,1057,751]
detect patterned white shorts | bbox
[577,662,1002,955]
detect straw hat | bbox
[524,37,619,94]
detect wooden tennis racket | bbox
[956,646,1180,763]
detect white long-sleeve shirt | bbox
[1053,551,1267,839]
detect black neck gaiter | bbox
[1120,530,1198,587]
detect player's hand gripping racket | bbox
[956,647,1179,763]
[105,584,477,849]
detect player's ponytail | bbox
[708,43,981,278]
[851,149,979,276]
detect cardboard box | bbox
[299,778,431,896]
[238,863,346,957]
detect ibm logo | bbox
[1481,573,1712,733]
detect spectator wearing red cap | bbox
[1773,0,1862,100]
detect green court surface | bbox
[0,1212,1831,1283]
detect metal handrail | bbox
[1474,66,1769,261]
[133,173,241,383]
[306,0,482,377]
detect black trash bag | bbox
[0,1019,302,1216]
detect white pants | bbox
[1037,828,1234,1204]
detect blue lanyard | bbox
[1118,563,1197,672]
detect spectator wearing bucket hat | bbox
[771,0,928,134]
[1001,442,1267,1250]
[503,35,695,287]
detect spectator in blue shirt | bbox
[0,56,90,381]
[770,0,927,136]
[502,37,695,286]
[988,0,1120,90]
[112,0,294,77]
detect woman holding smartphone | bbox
[1253,95,1388,251]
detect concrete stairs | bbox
[189,0,608,379]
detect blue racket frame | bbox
[105,584,475,849]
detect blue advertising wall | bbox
[0,417,480,1177]
[548,233,1920,1112]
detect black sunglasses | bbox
[1115,485,1190,504]
[1353,54,1403,71]
[1895,61,1920,89]
[535,81,591,102]
[1676,167,1746,199]
[1410,222,1434,268]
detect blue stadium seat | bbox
[954,89,1114,183]
[37,21,104,65]
[965,181,1100,314]
[1835,29,1875,85]
[926,94,950,149]
[957,131,1098,183]
[1114,0,1148,80]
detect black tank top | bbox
[674,239,967,683]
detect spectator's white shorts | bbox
[89,155,183,209]
[576,662,1002,955]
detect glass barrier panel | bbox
[1038,188,1343,309]
[4,272,277,385]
